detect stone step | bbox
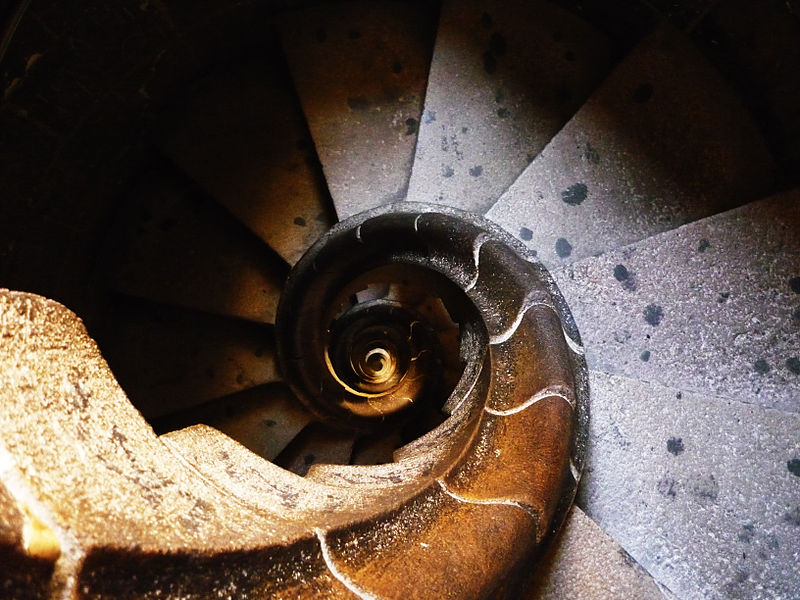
[525,506,668,600]
[580,370,800,600]
[108,166,286,325]
[161,58,334,266]
[554,189,799,413]
[99,300,281,420]
[406,0,615,214]
[280,1,437,220]
[486,23,774,267]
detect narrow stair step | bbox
[161,59,334,266]
[100,300,281,420]
[406,0,615,214]
[275,423,357,477]
[553,190,800,412]
[580,370,800,600]
[524,506,668,600]
[153,385,312,462]
[280,0,437,220]
[487,23,774,267]
[108,167,286,324]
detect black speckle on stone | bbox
[461,126,468,134]
[480,12,493,28]
[482,51,497,74]
[519,227,533,241]
[263,419,277,428]
[347,29,361,39]
[789,276,800,293]
[717,291,730,303]
[640,350,651,362]
[633,82,653,103]
[423,110,436,124]
[690,473,719,502]
[698,238,711,252]
[489,32,507,55]
[643,304,664,326]
[293,216,306,227]
[676,392,682,399]
[738,523,755,543]
[497,107,509,118]
[583,142,600,164]
[794,307,800,324]
[555,82,572,104]
[561,183,588,206]
[788,458,800,477]
[315,28,327,42]
[303,454,315,466]
[613,264,630,282]
[442,165,454,178]
[405,117,418,135]
[667,437,685,456]
[753,359,771,375]
[564,50,576,61]
[347,96,369,111]
[391,61,403,74]
[555,237,572,258]
[656,477,677,498]
[784,505,800,526]
[469,165,483,177]
[787,357,800,375]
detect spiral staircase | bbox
[1,0,798,598]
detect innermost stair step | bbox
[406,0,616,214]
[487,23,774,267]
[554,189,800,413]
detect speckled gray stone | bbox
[525,507,668,600]
[580,371,800,600]
[161,60,334,266]
[554,190,800,413]
[487,23,774,266]
[280,1,436,220]
[405,0,614,214]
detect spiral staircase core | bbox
[0,0,798,598]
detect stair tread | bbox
[280,0,437,220]
[554,189,800,412]
[276,423,357,477]
[525,506,667,600]
[101,301,281,419]
[580,370,800,600]
[154,385,311,462]
[486,23,775,266]
[406,0,616,214]
[109,168,286,324]
[161,60,334,266]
